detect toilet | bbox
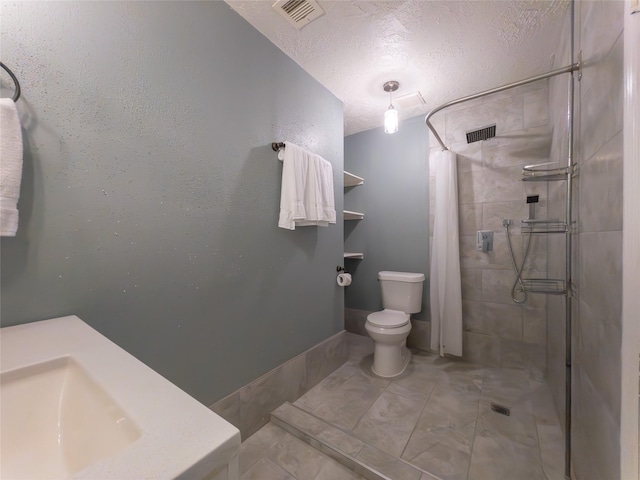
[365,271,425,377]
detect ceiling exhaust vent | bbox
[273,0,325,30]
[466,124,496,144]
[395,91,426,110]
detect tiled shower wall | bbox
[547,2,625,479]
[428,81,551,376]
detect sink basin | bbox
[1,356,141,479]
[0,316,240,479]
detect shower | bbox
[425,60,578,479]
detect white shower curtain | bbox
[430,149,463,357]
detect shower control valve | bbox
[476,230,493,253]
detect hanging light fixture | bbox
[383,81,399,134]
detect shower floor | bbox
[239,333,564,480]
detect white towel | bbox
[295,154,336,226]
[315,155,336,224]
[278,142,336,230]
[0,98,23,237]
[278,142,309,230]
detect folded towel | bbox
[278,142,335,230]
[0,98,23,237]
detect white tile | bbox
[482,126,551,170]
[579,131,623,233]
[580,32,623,162]
[459,203,483,236]
[537,424,565,480]
[572,365,621,480]
[445,97,524,146]
[523,89,549,129]
[522,307,546,346]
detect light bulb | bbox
[384,106,398,134]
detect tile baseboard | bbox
[210,330,347,440]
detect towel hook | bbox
[0,62,21,102]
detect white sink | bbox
[1,356,141,479]
[0,316,240,480]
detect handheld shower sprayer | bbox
[503,212,534,304]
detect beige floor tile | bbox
[258,340,565,480]
[411,442,471,480]
[241,457,296,480]
[353,390,427,457]
[239,423,290,475]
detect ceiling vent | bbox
[273,0,325,30]
[395,91,426,110]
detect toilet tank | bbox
[378,271,425,314]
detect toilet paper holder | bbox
[337,265,347,273]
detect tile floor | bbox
[239,333,565,480]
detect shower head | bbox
[465,124,496,144]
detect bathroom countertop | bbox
[1,315,240,480]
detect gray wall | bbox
[547,2,624,479]
[0,1,344,406]
[343,115,430,320]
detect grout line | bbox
[398,379,438,460]
[271,411,390,480]
[466,366,491,479]
[275,401,448,480]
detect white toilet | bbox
[365,271,425,377]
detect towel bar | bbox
[0,62,20,102]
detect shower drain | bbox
[491,403,511,416]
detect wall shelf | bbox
[521,220,568,234]
[344,210,364,220]
[518,163,572,295]
[344,170,364,265]
[518,278,567,295]
[344,171,364,187]
[522,164,571,182]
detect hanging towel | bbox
[315,155,336,224]
[296,154,336,227]
[430,149,463,357]
[278,142,309,230]
[278,142,335,230]
[0,98,23,237]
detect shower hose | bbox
[503,219,533,304]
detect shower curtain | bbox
[430,149,463,357]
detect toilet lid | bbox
[367,309,410,328]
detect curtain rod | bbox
[426,62,580,151]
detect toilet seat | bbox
[366,309,410,328]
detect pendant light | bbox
[383,81,399,134]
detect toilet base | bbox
[371,345,411,378]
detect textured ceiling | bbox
[225,0,570,136]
